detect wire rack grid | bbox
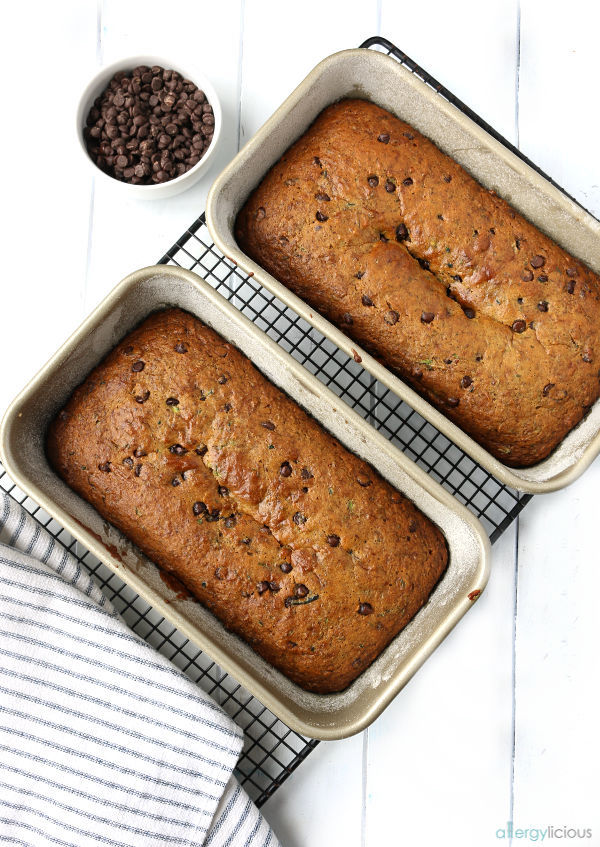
[1,35,548,808]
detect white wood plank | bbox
[514,6,599,835]
[0,1,97,413]
[239,0,381,140]
[363,5,521,843]
[364,524,518,845]
[83,0,245,312]
[238,10,382,844]
[380,0,520,142]
[519,0,600,216]
[514,462,600,835]
[263,733,364,847]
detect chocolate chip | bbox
[443,175,452,183]
[446,397,460,407]
[135,390,150,404]
[223,515,237,528]
[166,397,179,406]
[583,353,592,363]
[530,255,545,268]
[367,175,379,187]
[98,462,111,472]
[135,464,142,477]
[223,403,232,412]
[452,274,462,282]
[218,375,228,384]
[357,602,373,615]
[356,474,372,487]
[379,233,389,242]
[123,457,134,467]
[174,342,188,353]
[395,223,409,242]
[377,133,390,144]
[326,534,340,547]
[301,468,313,479]
[463,307,475,319]
[294,584,309,598]
[385,179,395,193]
[355,271,365,279]
[267,581,280,592]
[461,375,473,389]
[537,301,549,312]
[195,445,208,456]
[171,477,181,487]
[132,360,145,372]
[418,258,430,271]
[342,312,353,325]
[315,211,328,222]
[517,297,523,304]
[313,156,321,167]
[206,509,220,522]
[566,267,577,277]
[302,487,308,493]
[293,511,306,525]
[218,485,229,497]
[280,461,292,477]
[256,206,266,220]
[421,311,435,323]
[402,177,413,186]
[193,501,207,515]
[511,319,527,333]
[257,581,270,596]
[362,295,374,307]
[567,280,576,294]
[522,270,534,282]
[169,444,188,455]
[543,383,555,397]
[133,448,146,458]
[384,310,399,325]
[315,192,330,201]
[280,561,293,573]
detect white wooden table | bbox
[2,1,599,844]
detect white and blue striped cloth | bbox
[0,490,280,847]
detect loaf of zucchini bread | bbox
[235,98,600,467]
[47,308,448,693]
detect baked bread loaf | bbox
[47,308,447,693]
[235,98,600,467]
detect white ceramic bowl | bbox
[76,55,222,199]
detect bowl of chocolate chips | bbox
[77,56,222,198]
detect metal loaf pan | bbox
[0,266,489,740]
[206,48,600,494]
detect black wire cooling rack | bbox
[1,35,554,807]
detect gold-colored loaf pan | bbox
[206,48,600,493]
[0,266,489,739]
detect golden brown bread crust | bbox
[235,98,600,467]
[47,308,447,693]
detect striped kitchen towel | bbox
[0,490,280,847]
